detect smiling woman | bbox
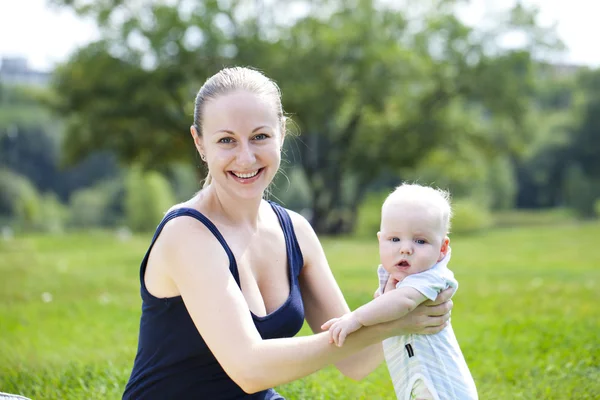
[121,66,454,400]
[194,89,281,199]
[191,68,286,193]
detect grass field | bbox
[1,220,599,399]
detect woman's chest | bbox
[226,228,292,316]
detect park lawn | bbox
[1,222,599,399]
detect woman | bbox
[123,67,453,399]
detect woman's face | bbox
[196,90,283,200]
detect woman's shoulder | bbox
[157,204,220,255]
[267,203,323,265]
[267,201,314,236]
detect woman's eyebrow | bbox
[214,125,271,135]
[252,125,271,132]
[214,129,235,135]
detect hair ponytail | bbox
[203,172,212,188]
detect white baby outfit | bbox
[377,250,478,400]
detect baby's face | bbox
[378,201,447,282]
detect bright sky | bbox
[0,0,598,71]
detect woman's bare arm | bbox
[289,211,453,380]
[160,216,395,394]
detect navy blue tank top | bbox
[123,201,305,399]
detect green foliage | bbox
[2,223,600,398]
[0,168,41,227]
[0,169,69,232]
[487,155,517,210]
[405,148,516,212]
[519,67,600,210]
[405,145,491,207]
[354,190,388,238]
[563,163,600,219]
[46,0,559,234]
[450,198,494,235]
[595,199,600,218]
[0,84,54,129]
[269,167,312,211]
[15,185,42,232]
[125,167,175,232]
[570,69,600,178]
[167,163,201,203]
[493,208,575,228]
[69,179,123,228]
[0,168,29,217]
[37,193,69,233]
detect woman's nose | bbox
[236,142,256,166]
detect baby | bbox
[322,183,477,400]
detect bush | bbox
[69,178,123,228]
[563,163,599,219]
[595,199,600,219]
[0,168,38,218]
[0,168,69,232]
[14,182,42,230]
[38,192,68,233]
[269,167,312,211]
[354,190,389,238]
[450,198,493,235]
[125,167,175,232]
[168,163,201,202]
[487,155,517,210]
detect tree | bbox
[51,0,558,233]
[257,0,553,232]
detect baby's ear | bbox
[438,237,450,261]
[377,231,382,241]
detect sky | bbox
[0,0,598,71]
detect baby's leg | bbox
[409,378,434,400]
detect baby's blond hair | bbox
[382,183,452,234]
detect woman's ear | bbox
[438,237,450,261]
[190,125,205,156]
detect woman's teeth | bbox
[233,170,259,179]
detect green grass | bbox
[1,222,599,399]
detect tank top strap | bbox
[139,207,241,294]
[267,201,304,279]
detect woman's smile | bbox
[228,167,265,183]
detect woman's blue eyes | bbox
[218,134,268,144]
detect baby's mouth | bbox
[396,260,411,268]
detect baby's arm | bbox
[322,287,428,346]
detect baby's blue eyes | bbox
[390,238,427,244]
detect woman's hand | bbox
[379,287,455,337]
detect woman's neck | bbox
[198,184,264,229]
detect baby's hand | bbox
[383,276,400,294]
[321,313,363,347]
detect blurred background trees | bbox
[1,0,599,234]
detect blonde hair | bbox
[382,183,453,234]
[192,67,286,188]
